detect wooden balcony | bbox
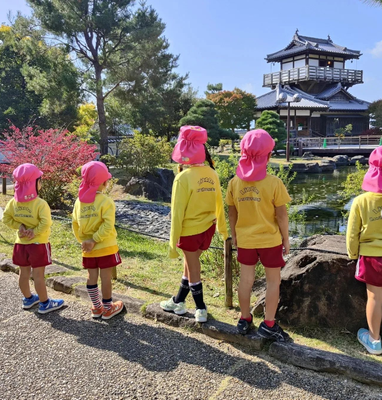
[263,66,363,88]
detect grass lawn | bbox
[0,192,380,364]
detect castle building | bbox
[255,31,370,137]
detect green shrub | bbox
[103,133,172,179]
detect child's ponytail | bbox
[204,145,215,170]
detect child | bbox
[347,147,382,355]
[72,161,124,320]
[3,163,64,313]
[226,129,291,340]
[160,126,228,322]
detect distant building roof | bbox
[256,84,369,112]
[266,31,361,63]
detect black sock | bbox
[190,282,206,310]
[174,277,190,303]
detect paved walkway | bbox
[1,271,382,400]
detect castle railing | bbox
[263,66,363,87]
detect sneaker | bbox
[22,294,40,309]
[91,306,104,319]
[195,308,208,323]
[357,328,382,355]
[160,297,187,315]
[237,315,253,335]
[257,321,292,342]
[102,301,124,320]
[38,298,65,314]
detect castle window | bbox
[319,59,333,68]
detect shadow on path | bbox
[45,311,345,399]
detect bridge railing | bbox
[290,136,381,149]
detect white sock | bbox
[369,334,381,344]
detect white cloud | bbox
[371,41,382,58]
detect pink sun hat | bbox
[79,161,112,203]
[13,163,43,202]
[362,147,382,193]
[172,126,208,165]
[236,129,275,181]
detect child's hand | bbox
[25,229,35,240]
[282,238,290,255]
[82,239,96,252]
[18,224,27,238]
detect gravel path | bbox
[1,271,382,400]
[115,200,171,239]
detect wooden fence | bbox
[290,135,381,150]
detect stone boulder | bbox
[319,160,336,172]
[253,235,367,332]
[332,155,349,166]
[302,152,314,159]
[290,163,321,173]
[349,155,367,166]
[125,168,174,202]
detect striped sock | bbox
[87,284,102,309]
[102,298,113,311]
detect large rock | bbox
[349,155,367,165]
[253,235,367,332]
[125,168,175,202]
[332,155,349,165]
[290,163,321,173]
[319,160,336,172]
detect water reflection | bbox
[288,166,356,237]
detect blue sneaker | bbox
[357,328,382,355]
[38,298,65,314]
[22,294,40,309]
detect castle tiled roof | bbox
[256,84,369,112]
[266,32,361,62]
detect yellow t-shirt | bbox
[226,174,291,249]
[72,193,119,258]
[3,197,52,244]
[169,166,228,259]
[346,192,382,259]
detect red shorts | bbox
[83,253,122,269]
[13,243,52,268]
[356,256,382,287]
[177,224,216,252]
[237,244,285,268]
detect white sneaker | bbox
[160,297,187,315]
[195,308,208,323]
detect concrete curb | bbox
[269,342,382,387]
[144,303,264,350]
[1,259,382,387]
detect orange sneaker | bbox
[101,301,124,320]
[91,306,104,319]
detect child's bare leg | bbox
[183,249,205,310]
[238,263,256,319]
[264,267,281,322]
[182,249,202,283]
[366,284,382,341]
[183,258,190,280]
[100,268,113,300]
[32,266,48,302]
[19,266,32,298]
[87,268,99,286]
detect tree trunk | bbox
[95,65,108,156]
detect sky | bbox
[1,0,382,102]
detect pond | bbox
[287,166,357,237]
